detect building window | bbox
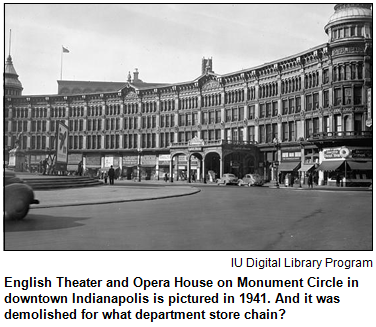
[313,93,319,109]
[334,88,342,106]
[282,122,288,141]
[289,121,295,141]
[334,115,342,134]
[272,102,278,117]
[260,103,266,118]
[248,105,255,119]
[344,88,352,105]
[296,97,301,112]
[323,69,329,84]
[306,95,313,111]
[248,126,255,142]
[305,120,313,139]
[323,90,329,108]
[282,100,288,115]
[354,86,362,105]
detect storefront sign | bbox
[104,156,114,167]
[189,146,202,151]
[68,153,82,164]
[142,155,156,166]
[366,88,372,127]
[123,155,138,167]
[159,154,171,161]
[323,148,341,159]
[352,149,372,159]
[282,151,301,160]
[86,155,101,166]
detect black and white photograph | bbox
[3,3,373,251]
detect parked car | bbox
[238,173,264,187]
[4,169,39,220]
[217,173,238,185]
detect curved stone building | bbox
[4,4,372,186]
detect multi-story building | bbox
[4,4,372,186]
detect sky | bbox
[4,3,336,95]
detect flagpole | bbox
[60,46,63,80]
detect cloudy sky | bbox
[5,3,335,95]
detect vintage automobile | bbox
[4,169,39,220]
[216,173,238,185]
[238,173,264,187]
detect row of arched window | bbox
[69,107,85,117]
[282,77,302,94]
[31,107,47,118]
[259,82,278,98]
[304,72,319,89]
[13,107,29,118]
[179,97,198,110]
[225,89,244,104]
[333,62,363,82]
[202,94,221,107]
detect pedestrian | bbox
[77,161,83,176]
[104,171,108,184]
[191,173,195,183]
[308,172,313,188]
[108,165,115,185]
[42,158,48,175]
[336,173,341,187]
[164,173,168,182]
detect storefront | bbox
[122,155,138,180]
[318,147,372,187]
[278,149,301,186]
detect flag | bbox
[62,46,69,53]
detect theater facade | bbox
[4,4,373,186]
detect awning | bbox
[346,160,372,170]
[299,164,315,172]
[278,161,301,172]
[317,160,345,171]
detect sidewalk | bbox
[264,181,372,191]
[31,182,200,209]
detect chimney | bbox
[202,57,213,75]
[133,68,139,82]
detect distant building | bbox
[4,4,372,186]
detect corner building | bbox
[4,4,372,186]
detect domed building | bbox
[4,4,372,186]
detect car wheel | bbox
[5,184,32,220]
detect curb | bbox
[31,187,201,209]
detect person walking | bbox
[108,165,115,185]
[77,161,83,176]
[308,172,313,188]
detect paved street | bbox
[4,182,372,250]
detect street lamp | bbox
[137,147,142,182]
[273,138,280,189]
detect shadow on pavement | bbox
[4,214,89,232]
